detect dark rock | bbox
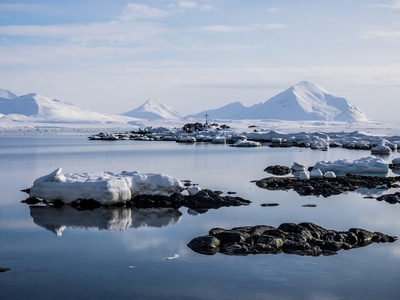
[70,199,102,210]
[22,197,41,205]
[302,204,317,207]
[0,267,11,272]
[255,174,400,198]
[264,165,292,176]
[187,222,397,257]
[261,203,279,207]
[376,192,400,204]
[24,188,251,213]
[187,235,220,255]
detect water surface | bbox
[1,135,400,299]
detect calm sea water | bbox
[1,135,400,300]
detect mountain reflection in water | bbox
[29,206,182,236]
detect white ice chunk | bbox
[230,140,261,147]
[371,141,391,154]
[310,168,323,178]
[291,162,306,172]
[312,156,388,176]
[187,186,202,195]
[299,171,310,181]
[30,168,183,205]
[123,171,184,198]
[324,171,336,179]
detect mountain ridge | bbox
[185,81,371,122]
[0,81,372,124]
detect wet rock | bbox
[264,165,292,176]
[21,197,41,205]
[187,222,397,256]
[187,235,220,255]
[24,189,251,211]
[261,203,279,207]
[0,267,11,272]
[71,199,102,210]
[255,174,400,197]
[376,192,400,204]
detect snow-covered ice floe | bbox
[229,140,261,147]
[30,168,184,205]
[312,156,389,176]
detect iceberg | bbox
[312,156,389,176]
[29,168,184,205]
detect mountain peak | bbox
[0,89,18,99]
[122,99,182,120]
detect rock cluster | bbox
[377,192,400,204]
[187,222,397,256]
[22,189,251,210]
[255,174,400,197]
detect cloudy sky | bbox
[0,0,399,122]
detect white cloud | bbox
[0,3,56,13]
[268,8,280,13]
[178,1,198,9]
[201,23,284,33]
[361,29,400,41]
[120,3,169,21]
[370,0,400,9]
[0,21,166,45]
[170,1,214,11]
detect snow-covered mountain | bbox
[185,81,371,123]
[122,99,182,120]
[185,102,247,120]
[0,89,18,99]
[0,91,136,124]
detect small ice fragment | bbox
[163,254,180,260]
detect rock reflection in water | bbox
[29,206,182,236]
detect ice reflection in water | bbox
[29,206,182,236]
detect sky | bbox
[0,0,399,122]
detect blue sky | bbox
[0,0,399,122]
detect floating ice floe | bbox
[312,156,389,176]
[371,141,392,154]
[229,140,261,147]
[29,168,184,205]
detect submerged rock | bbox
[188,222,397,256]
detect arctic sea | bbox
[1,135,400,300]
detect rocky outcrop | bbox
[187,222,397,256]
[22,189,251,210]
[255,174,400,197]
